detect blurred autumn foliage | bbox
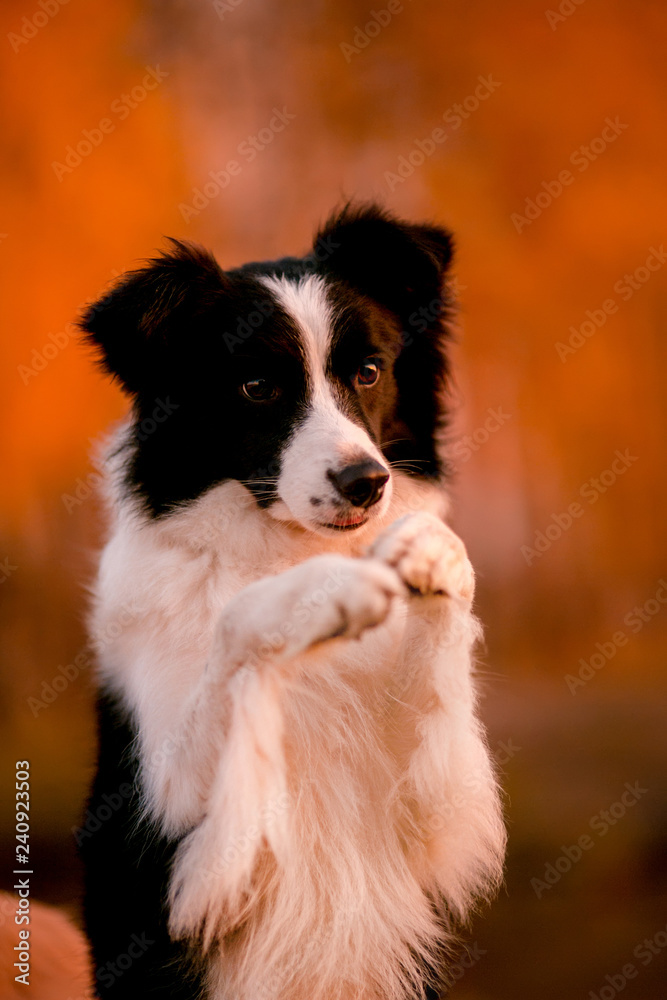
[1,1,665,996]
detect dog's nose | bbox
[328,460,389,509]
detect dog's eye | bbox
[241,378,279,402]
[355,359,380,388]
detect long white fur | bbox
[88,276,506,1000]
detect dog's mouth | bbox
[318,510,369,532]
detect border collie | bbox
[79,204,506,1000]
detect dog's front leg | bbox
[370,512,506,918]
[166,553,404,942]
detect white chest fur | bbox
[89,477,505,1000]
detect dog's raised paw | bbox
[215,554,408,671]
[368,511,475,601]
[302,556,407,647]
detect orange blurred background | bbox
[1,0,666,996]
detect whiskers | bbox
[386,457,430,476]
[237,478,281,507]
[380,439,432,479]
[234,479,321,542]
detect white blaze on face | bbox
[260,275,392,532]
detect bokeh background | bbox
[1,0,666,996]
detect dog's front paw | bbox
[369,512,474,602]
[214,555,407,672]
[297,556,406,648]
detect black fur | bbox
[80,692,206,997]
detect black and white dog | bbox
[79,204,505,999]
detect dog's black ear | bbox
[313,203,454,320]
[79,240,227,396]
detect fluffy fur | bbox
[79,204,506,999]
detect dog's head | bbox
[81,204,454,536]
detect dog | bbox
[78,203,506,999]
